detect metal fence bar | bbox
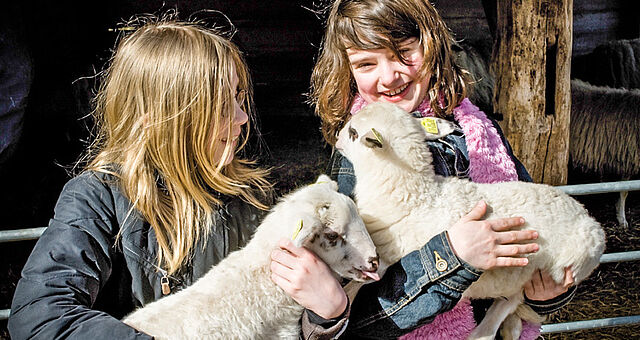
[541,315,640,334]
[0,309,8,321]
[600,250,640,263]
[556,180,640,195]
[0,227,46,243]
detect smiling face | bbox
[212,66,249,166]
[347,38,428,113]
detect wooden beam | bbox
[493,0,572,185]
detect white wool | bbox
[336,102,606,340]
[123,175,378,340]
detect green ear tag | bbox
[371,128,383,145]
[421,118,439,134]
[291,219,303,240]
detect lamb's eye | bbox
[348,127,358,141]
[324,231,340,241]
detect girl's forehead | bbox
[345,37,420,53]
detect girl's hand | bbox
[447,201,539,271]
[270,238,347,319]
[524,268,574,301]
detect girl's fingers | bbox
[277,238,306,257]
[270,271,294,292]
[270,248,298,269]
[489,217,527,232]
[564,267,575,287]
[495,230,539,245]
[462,201,487,222]
[494,256,529,267]
[495,243,539,257]
[270,256,295,278]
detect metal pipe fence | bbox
[1,180,639,331]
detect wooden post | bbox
[493,0,572,185]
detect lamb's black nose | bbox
[368,256,379,272]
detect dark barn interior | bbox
[0,0,638,338]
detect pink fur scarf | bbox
[350,95,540,339]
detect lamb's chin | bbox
[342,270,380,283]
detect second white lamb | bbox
[335,102,605,340]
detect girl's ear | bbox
[362,128,384,148]
[417,117,458,140]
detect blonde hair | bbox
[85,19,271,275]
[310,0,469,144]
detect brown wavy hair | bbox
[85,18,271,274]
[310,0,469,144]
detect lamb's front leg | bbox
[467,293,523,340]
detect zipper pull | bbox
[161,274,171,295]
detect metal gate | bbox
[2,180,640,334]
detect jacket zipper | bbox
[124,244,176,295]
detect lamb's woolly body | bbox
[454,41,638,227]
[124,243,299,339]
[337,102,605,340]
[123,177,378,340]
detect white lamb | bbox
[123,175,380,340]
[335,102,605,340]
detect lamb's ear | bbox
[362,128,384,148]
[314,174,338,191]
[290,203,332,247]
[290,216,322,247]
[417,117,458,140]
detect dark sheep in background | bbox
[572,38,640,90]
[454,42,640,227]
[570,79,640,227]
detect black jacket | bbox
[9,171,263,339]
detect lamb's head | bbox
[335,102,456,172]
[285,175,380,282]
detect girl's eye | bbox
[324,231,340,241]
[353,61,374,70]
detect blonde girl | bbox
[9,18,341,339]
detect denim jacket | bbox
[309,118,574,339]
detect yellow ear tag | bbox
[291,219,303,240]
[371,128,383,145]
[421,117,439,134]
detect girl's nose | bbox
[379,60,401,87]
[234,102,249,126]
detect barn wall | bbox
[435,0,638,57]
